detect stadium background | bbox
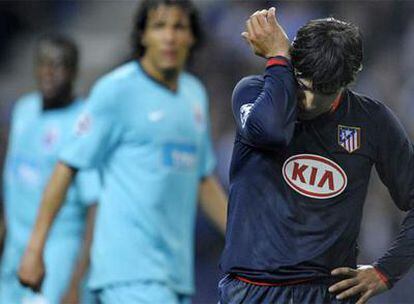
[0,1,413,303]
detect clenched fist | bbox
[18,247,45,293]
[242,7,290,59]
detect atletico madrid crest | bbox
[338,125,361,153]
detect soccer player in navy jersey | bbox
[219,7,413,304]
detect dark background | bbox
[0,1,413,303]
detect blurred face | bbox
[36,43,75,102]
[141,5,195,74]
[296,78,339,120]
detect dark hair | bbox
[131,0,202,58]
[36,33,79,72]
[291,18,363,95]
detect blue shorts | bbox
[218,274,358,304]
[96,281,191,304]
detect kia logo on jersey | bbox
[282,154,347,199]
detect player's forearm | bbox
[67,204,97,290]
[242,60,297,147]
[27,162,76,253]
[0,215,5,259]
[373,208,414,288]
[199,176,228,234]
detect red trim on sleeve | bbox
[266,57,289,68]
[374,267,389,286]
[235,275,313,287]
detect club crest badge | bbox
[193,103,205,131]
[338,125,361,153]
[43,126,60,152]
[75,112,92,136]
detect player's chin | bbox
[41,89,60,101]
[160,55,187,70]
[158,62,182,75]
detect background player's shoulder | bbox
[181,71,207,98]
[87,61,140,110]
[13,92,41,117]
[94,61,138,90]
[67,97,87,114]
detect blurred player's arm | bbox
[199,176,227,234]
[18,162,76,292]
[61,203,96,304]
[330,105,414,304]
[234,8,297,149]
[0,210,5,259]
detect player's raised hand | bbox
[18,247,45,293]
[329,265,388,304]
[241,7,290,59]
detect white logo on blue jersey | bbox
[193,103,205,131]
[163,142,197,171]
[240,103,254,128]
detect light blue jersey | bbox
[60,61,216,295]
[0,93,100,304]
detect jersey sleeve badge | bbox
[240,103,254,128]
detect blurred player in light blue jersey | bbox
[0,35,99,304]
[18,1,227,304]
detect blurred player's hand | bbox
[329,265,388,304]
[242,7,290,59]
[61,286,79,304]
[18,248,45,293]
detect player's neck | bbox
[42,88,74,111]
[298,90,342,120]
[140,57,180,92]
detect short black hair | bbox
[36,33,79,72]
[131,0,202,58]
[291,18,363,95]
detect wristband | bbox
[266,56,289,68]
[373,266,391,288]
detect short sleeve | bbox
[60,79,122,169]
[74,169,100,206]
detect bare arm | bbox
[18,161,76,291]
[199,176,227,235]
[0,212,5,259]
[61,204,97,304]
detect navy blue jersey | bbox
[220,58,414,288]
